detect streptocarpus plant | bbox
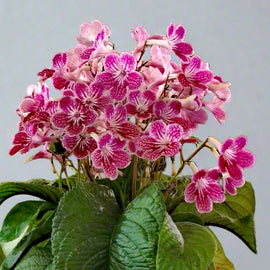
[0,19,256,269]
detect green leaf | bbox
[207,228,235,270]
[171,182,257,253]
[0,245,5,265]
[109,184,165,270]
[51,182,121,270]
[0,211,55,270]
[156,213,184,269]
[157,221,216,270]
[13,245,53,270]
[0,179,62,205]
[0,201,56,243]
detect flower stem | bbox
[169,137,211,184]
[131,155,138,200]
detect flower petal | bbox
[105,54,119,72]
[66,122,84,135]
[120,53,136,72]
[52,112,69,128]
[127,72,142,90]
[150,121,166,140]
[184,182,196,202]
[110,85,127,101]
[167,124,182,141]
[237,151,255,168]
[227,163,243,180]
[103,158,118,180]
[92,149,102,168]
[207,184,225,203]
[194,70,213,84]
[196,192,212,213]
[97,72,115,89]
[112,150,130,168]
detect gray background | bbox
[0,1,269,269]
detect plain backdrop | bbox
[0,1,269,269]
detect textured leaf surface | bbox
[109,184,165,270]
[0,211,54,270]
[171,182,256,253]
[156,213,184,269]
[171,222,216,270]
[207,228,235,270]
[51,183,120,270]
[0,201,55,243]
[13,245,52,270]
[0,245,4,265]
[0,179,62,205]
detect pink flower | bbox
[77,20,110,47]
[92,133,130,180]
[51,53,70,90]
[179,95,208,127]
[18,83,57,129]
[74,82,111,112]
[51,96,96,135]
[105,104,139,140]
[37,68,55,81]
[153,99,192,138]
[177,55,213,91]
[138,120,182,161]
[97,53,142,100]
[207,76,231,102]
[126,90,156,119]
[184,169,225,213]
[62,133,97,159]
[9,123,51,155]
[167,23,193,61]
[203,96,226,124]
[223,173,245,195]
[218,136,255,180]
[131,25,149,55]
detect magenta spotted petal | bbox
[52,96,96,135]
[184,169,225,213]
[62,134,97,159]
[137,120,182,161]
[74,82,110,111]
[105,104,139,140]
[167,23,193,61]
[223,174,245,195]
[178,55,213,90]
[91,132,130,180]
[97,53,142,101]
[126,90,156,119]
[52,53,67,69]
[218,136,255,180]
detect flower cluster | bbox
[10,20,254,213]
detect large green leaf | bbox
[171,182,256,253]
[0,201,56,243]
[13,245,53,270]
[157,220,216,270]
[109,184,165,270]
[0,210,55,270]
[51,182,121,270]
[156,213,184,269]
[207,228,235,270]
[0,245,4,265]
[0,179,62,205]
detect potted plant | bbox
[0,19,256,269]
